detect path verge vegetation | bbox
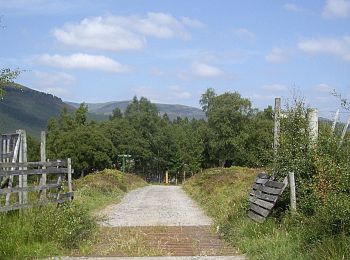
[183,166,350,260]
[0,169,147,259]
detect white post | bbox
[18,131,23,204]
[288,172,296,211]
[331,109,340,133]
[339,115,350,147]
[21,130,28,204]
[307,108,318,147]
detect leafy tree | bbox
[109,107,123,120]
[75,103,88,126]
[47,104,115,176]
[199,87,216,115]
[27,134,40,162]
[206,91,251,166]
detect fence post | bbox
[288,172,296,211]
[331,109,340,133]
[40,131,47,200]
[21,130,28,204]
[165,170,169,184]
[18,131,23,205]
[67,158,73,201]
[307,108,318,147]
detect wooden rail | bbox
[0,159,73,213]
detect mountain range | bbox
[66,101,206,121]
[0,84,205,138]
[0,83,348,139]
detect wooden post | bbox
[5,134,21,206]
[273,98,281,178]
[331,109,340,133]
[18,131,23,205]
[288,172,296,211]
[183,170,186,183]
[67,158,73,201]
[165,170,169,184]
[39,131,47,200]
[21,130,28,204]
[307,108,318,147]
[339,115,350,147]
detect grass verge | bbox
[0,169,147,259]
[183,167,349,260]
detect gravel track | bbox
[99,185,213,227]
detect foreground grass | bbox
[183,167,349,260]
[0,169,147,259]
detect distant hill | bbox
[0,83,104,138]
[66,101,207,121]
[0,83,73,137]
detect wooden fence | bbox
[0,159,73,212]
[0,130,73,213]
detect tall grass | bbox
[0,203,95,259]
[183,166,349,260]
[0,169,147,259]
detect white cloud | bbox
[37,53,129,73]
[34,71,75,86]
[168,85,191,99]
[180,17,204,28]
[53,13,202,51]
[314,83,333,93]
[31,71,75,98]
[284,3,303,12]
[322,0,350,18]
[42,87,69,97]
[233,28,255,40]
[262,84,288,92]
[298,36,350,61]
[265,48,289,63]
[133,85,192,103]
[191,62,224,77]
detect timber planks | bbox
[247,172,287,223]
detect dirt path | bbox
[99,185,212,227]
[80,185,244,258]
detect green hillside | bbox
[66,100,206,121]
[0,83,72,137]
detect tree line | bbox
[45,88,274,179]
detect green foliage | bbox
[27,134,40,161]
[47,107,116,176]
[0,203,96,259]
[202,88,273,167]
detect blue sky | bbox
[0,0,349,119]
